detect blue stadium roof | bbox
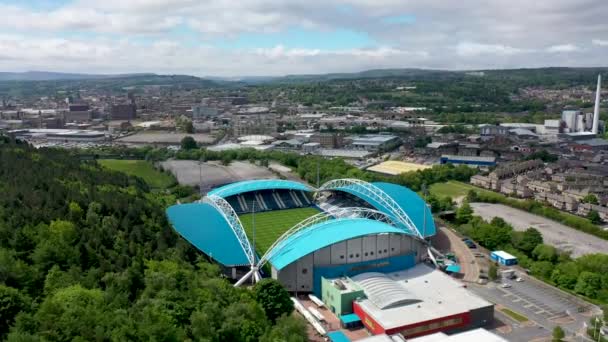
[207,179,313,198]
[330,182,435,237]
[166,203,250,266]
[268,218,405,270]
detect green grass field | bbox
[429,180,496,199]
[98,159,175,189]
[240,207,320,255]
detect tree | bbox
[587,210,602,224]
[184,121,194,134]
[552,326,565,342]
[0,285,28,338]
[532,244,558,262]
[260,315,307,342]
[583,194,599,205]
[466,189,478,202]
[575,271,602,298]
[530,261,554,279]
[518,228,543,255]
[180,136,197,150]
[34,285,111,341]
[488,263,498,281]
[456,201,474,224]
[253,279,294,323]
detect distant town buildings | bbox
[110,103,137,120]
[232,106,277,136]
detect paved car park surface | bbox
[470,202,608,257]
[470,275,598,341]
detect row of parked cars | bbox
[461,237,476,249]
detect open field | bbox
[98,159,175,189]
[429,181,497,199]
[471,202,608,257]
[161,160,275,191]
[115,132,215,145]
[239,207,320,255]
[367,160,431,176]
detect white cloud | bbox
[546,44,581,53]
[0,1,608,74]
[592,39,608,46]
[455,42,529,57]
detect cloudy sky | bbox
[1,0,608,76]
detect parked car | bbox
[516,277,524,282]
[501,283,512,288]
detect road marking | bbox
[535,310,545,314]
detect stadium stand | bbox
[273,191,286,209]
[226,196,244,213]
[279,191,296,208]
[238,195,248,211]
[289,191,302,206]
[297,191,311,205]
[261,191,280,210]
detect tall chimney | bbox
[592,74,601,134]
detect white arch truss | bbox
[317,178,423,239]
[256,207,397,270]
[203,195,256,266]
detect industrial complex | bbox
[167,179,495,340]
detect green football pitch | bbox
[239,207,320,255]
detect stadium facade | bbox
[166,178,494,338]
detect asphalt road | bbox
[470,202,608,257]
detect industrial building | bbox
[167,179,494,339]
[110,103,137,120]
[490,251,517,266]
[9,129,107,142]
[350,134,401,152]
[232,106,277,137]
[439,155,496,167]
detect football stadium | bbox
[167,179,494,339]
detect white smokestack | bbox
[592,74,601,134]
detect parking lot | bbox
[499,278,584,319]
[470,275,597,340]
[471,202,608,257]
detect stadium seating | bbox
[279,191,296,208]
[226,196,245,214]
[261,191,280,210]
[296,191,312,205]
[242,192,260,212]
[272,192,286,209]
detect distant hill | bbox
[0,71,157,81]
[229,67,608,84]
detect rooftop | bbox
[318,149,372,159]
[207,179,313,198]
[353,264,493,330]
[441,155,496,162]
[408,328,507,342]
[577,138,608,147]
[491,250,516,260]
[352,272,420,309]
[269,218,406,270]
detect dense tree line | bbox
[79,145,477,192]
[0,138,306,341]
[454,197,608,303]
